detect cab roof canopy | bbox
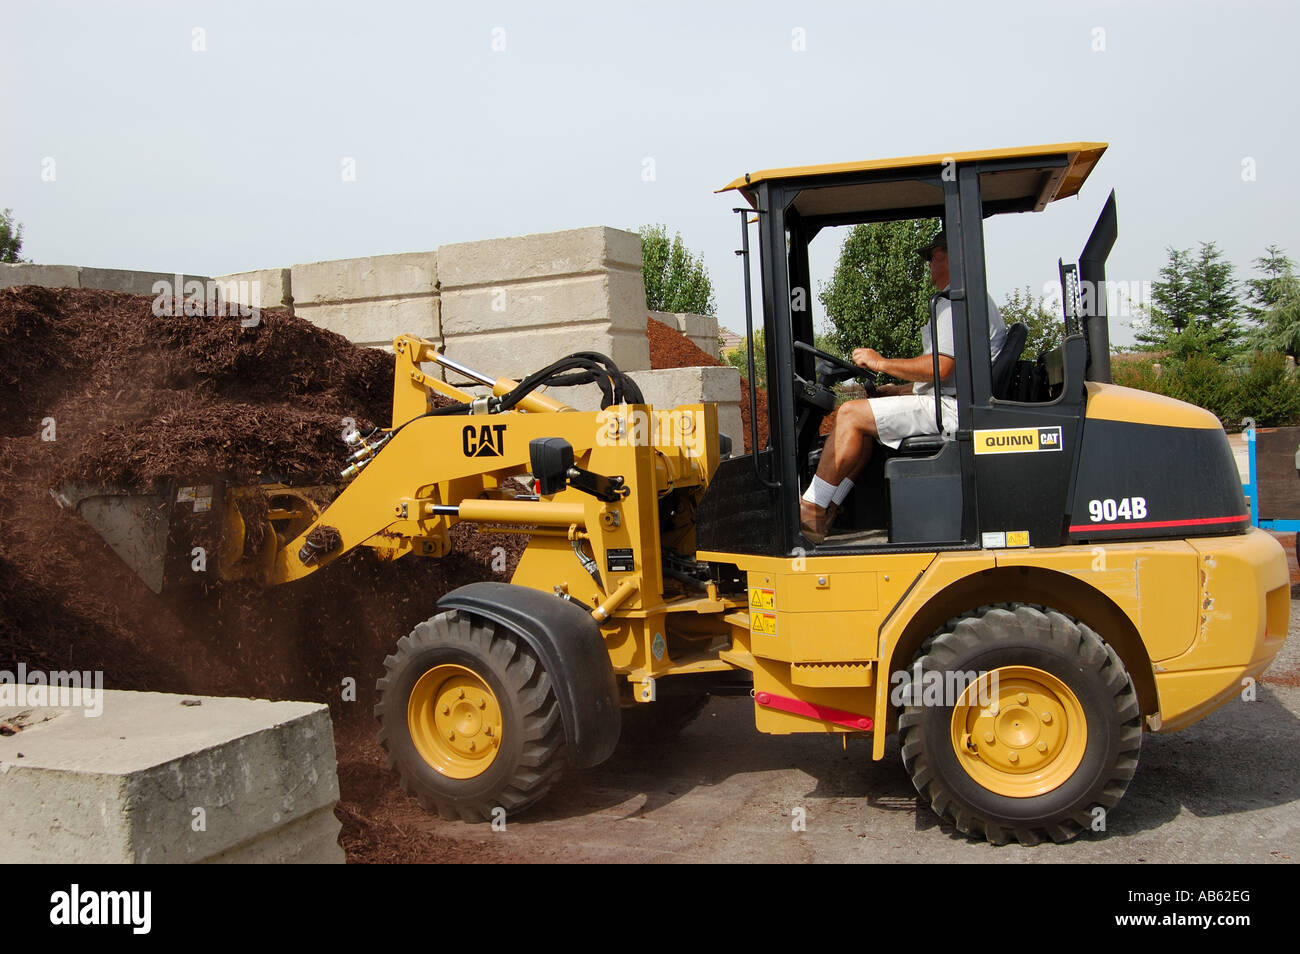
[719,141,1106,225]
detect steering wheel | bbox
[792,340,878,391]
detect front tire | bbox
[375,610,565,822]
[898,604,1141,845]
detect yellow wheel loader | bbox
[72,142,1290,844]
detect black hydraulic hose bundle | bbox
[495,352,643,411]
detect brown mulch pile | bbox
[645,319,769,452]
[0,285,395,484]
[0,285,528,863]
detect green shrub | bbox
[1232,351,1300,426]
[1110,351,1300,428]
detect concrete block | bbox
[291,251,437,305]
[296,297,440,350]
[437,226,640,288]
[0,263,81,289]
[80,268,208,297]
[438,226,650,379]
[0,691,344,864]
[632,365,741,407]
[211,268,292,311]
[441,273,614,335]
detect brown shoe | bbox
[800,499,829,544]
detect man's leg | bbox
[817,398,879,485]
[800,399,880,541]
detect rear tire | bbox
[898,604,1141,845]
[375,610,565,822]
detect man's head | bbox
[917,229,949,290]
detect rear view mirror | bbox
[529,437,574,496]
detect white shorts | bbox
[869,394,958,449]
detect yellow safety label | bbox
[751,612,778,636]
[749,587,776,611]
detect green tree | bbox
[723,328,766,387]
[818,218,939,360]
[0,209,25,263]
[639,224,716,315]
[1245,246,1300,357]
[1134,246,1194,350]
[1000,285,1063,358]
[1135,242,1243,360]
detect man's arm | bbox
[853,348,955,384]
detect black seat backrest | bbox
[991,322,1028,399]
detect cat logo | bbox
[463,423,508,458]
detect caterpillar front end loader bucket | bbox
[53,479,328,593]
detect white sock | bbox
[831,478,855,506]
[802,475,836,509]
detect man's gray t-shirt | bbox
[914,293,1007,397]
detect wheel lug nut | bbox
[1008,751,1019,763]
[458,689,466,699]
[1041,711,1052,723]
[484,726,493,737]
[447,731,455,740]
[441,705,450,715]
[478,697,487,709]
[983,732,994,743]
[1017,693,1028,705]
[1037,741,1047,752]
[469,741,476,751]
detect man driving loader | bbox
[800,229,1007,542]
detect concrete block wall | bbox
[649,310,720,360]
[437,227,651,381]
[0,691,344,863]
[0,263,209,295]
[290,251,439,350]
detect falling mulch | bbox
[645,319,769,452]
[0,284,533,863]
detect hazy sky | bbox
[5,1,1297,348]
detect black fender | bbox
[437,581,621,768]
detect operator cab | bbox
[695,142,1116,557]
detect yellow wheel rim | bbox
[407,664,503,779]
[950,666,1087,798]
